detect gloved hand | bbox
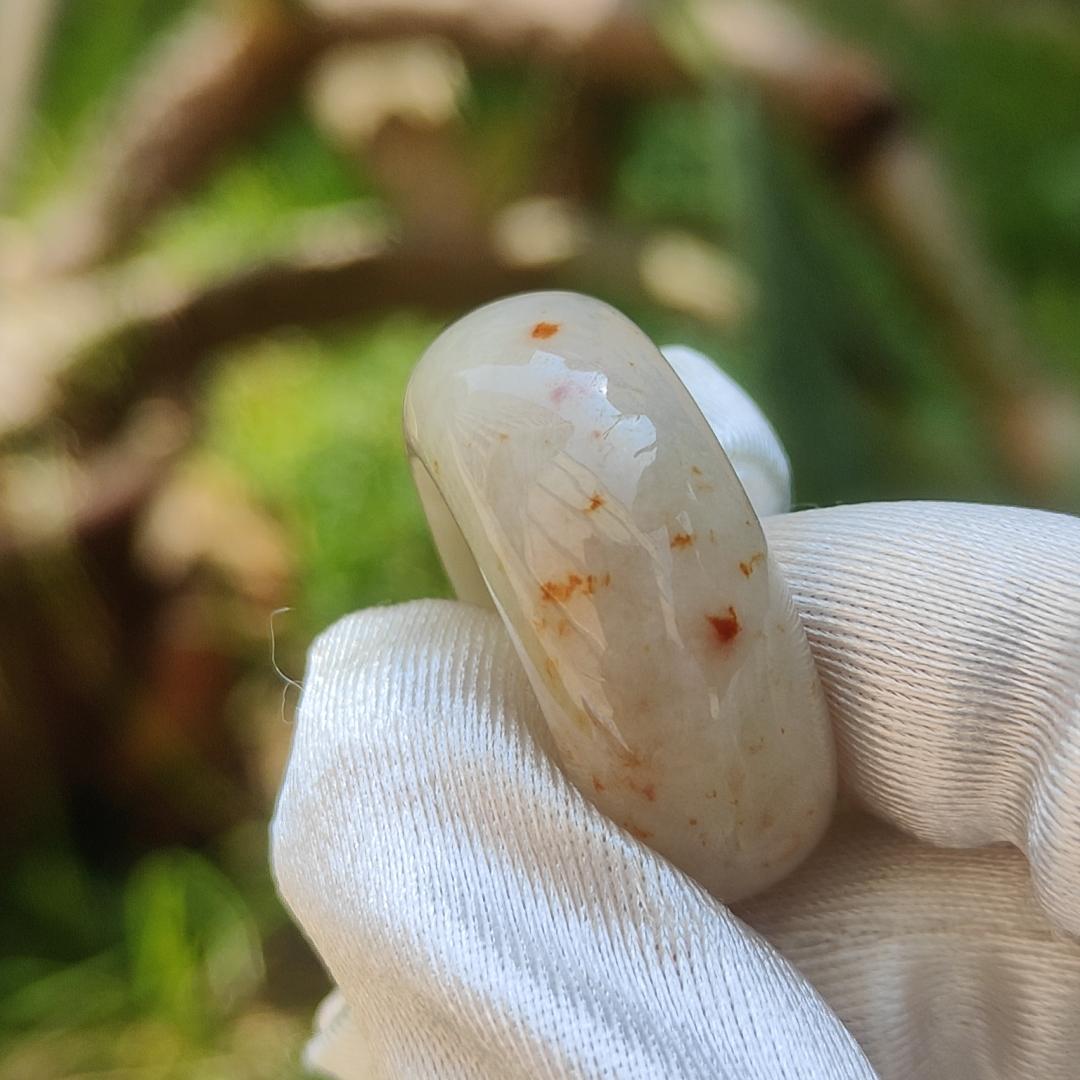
[272,355,1080,1080]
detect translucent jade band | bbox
[404,291,835,900]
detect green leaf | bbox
[124,850,263,1039]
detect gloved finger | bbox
[661,345,791,517]
[272,600,874,1080]
[764,501,1080,936]
[738,814,1080,1080]
[304,990,380,1079]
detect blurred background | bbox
[0,0,1078,1075]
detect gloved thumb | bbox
[272,599,874,1079]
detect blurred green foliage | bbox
[14,0,194,209]
[801,0,1080,378]
[615,92,741,233]
[142,108,367,282]
[4,0,1079,1075]
[1,844,303,1078]
[204,319,450,635]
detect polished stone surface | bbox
[404,291,836,899]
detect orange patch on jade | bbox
[707,607,740,644]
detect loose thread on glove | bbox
[269,606,303,723]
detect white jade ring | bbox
[404,291,836,900]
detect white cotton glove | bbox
[271,363,1080,1080]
